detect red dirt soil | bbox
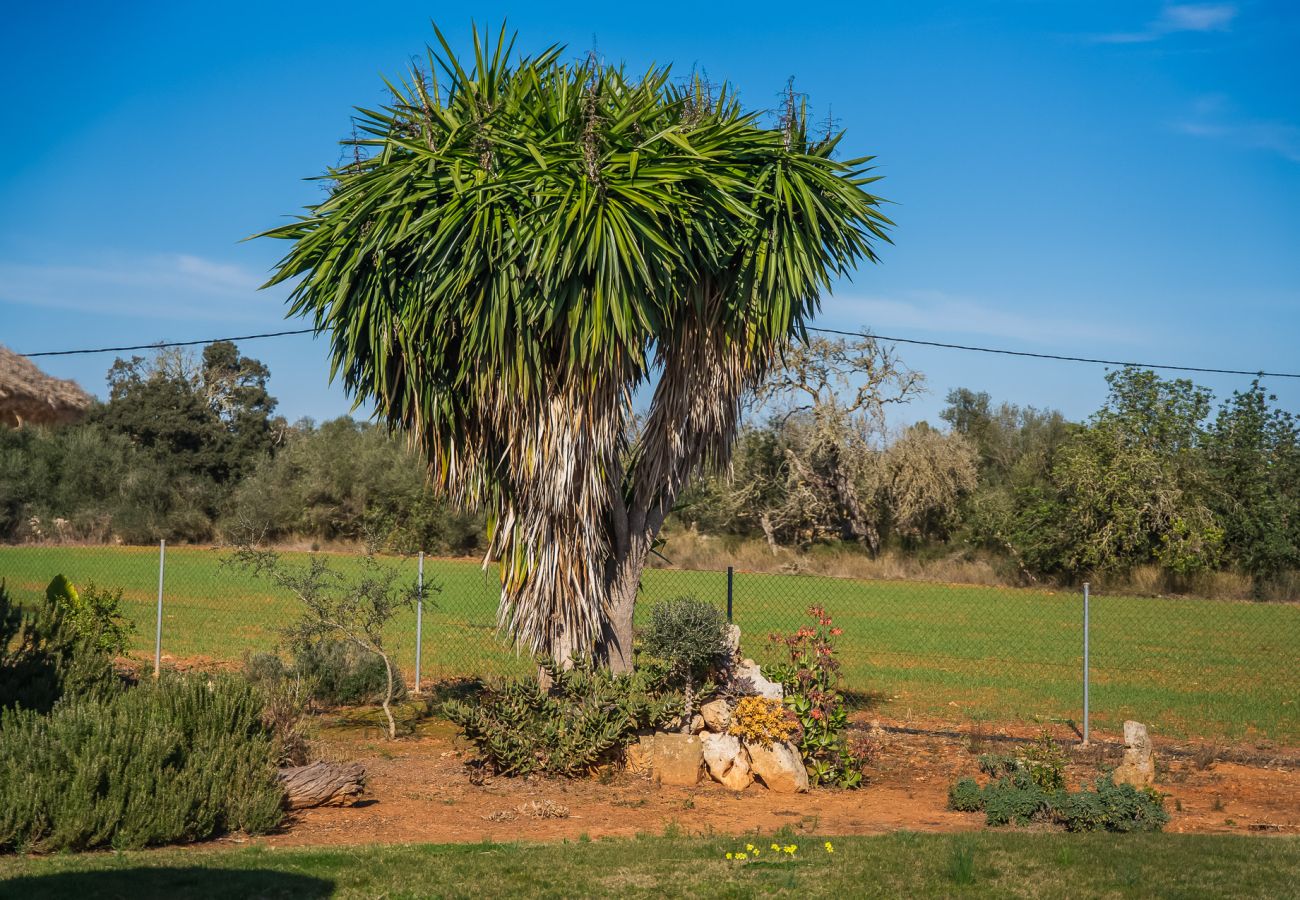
[239,715,1299,848]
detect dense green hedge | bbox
[0,675,284,852]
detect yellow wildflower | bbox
[771,843,780,851]
[726,852,733,860]
[737,853,747,860]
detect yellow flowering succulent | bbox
[727,696,799,746]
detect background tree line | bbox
[3,338,1298,598]
[0,342,482,554]
[676,339,1300,599]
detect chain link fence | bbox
[2,543,1296,745]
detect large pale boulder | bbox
[747,740,809,793]
[700,699,732,733]
[651,733,705,786]
[701,732,753,791]
[735,659,783,700]
[1113,720,1156,787]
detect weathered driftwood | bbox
[277,761,366,809]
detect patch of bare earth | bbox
[234,714,1298,848]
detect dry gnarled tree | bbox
[261,26,891,671]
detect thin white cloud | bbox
[1094,3,1237,44]
[818,290,1139,347]
[1173,95,1300,164]
[0,253,282,323]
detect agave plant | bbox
[260,25,890,671]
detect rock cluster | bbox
[629,653,808,793]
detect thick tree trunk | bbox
[596,548,644,674]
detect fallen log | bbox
[277,761,367,809]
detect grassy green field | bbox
[2,545,1297,743]
[1,833,1297,899]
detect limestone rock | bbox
[746,739,809,793]
[1113,720,1156,787]
[735,658,784,700]
[625,733,657,775]
[700,732,753,791]
[652,733,705,786]
[723,623,742,663]
[701,699,732,733]
[690,714,707,735]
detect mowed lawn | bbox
[2,545,1297,743]
[1,833,1297,899]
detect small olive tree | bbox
[640,597,730,732]
[228,547,416,739]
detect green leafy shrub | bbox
[976,732,1066,791]
[444,658,682,777]
[0,579,119,714]
[291,637,406,706]
[1020,731,1068,791]
[981,770,1054,826]
[640,597,729,730]
[44,575,134,655]
[1055,776,1170,833]
[0,675,284,852]
[947,777,984,812]
[943,772,1169,833]
[767,606,869,788]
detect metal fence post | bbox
[726,566,734,623]
[154,539,166,678]
[414,551,425,694]
[1082,581,1090,746]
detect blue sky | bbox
[2,1,1297,426]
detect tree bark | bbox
[278,762,366,809]
[595,545,644,674]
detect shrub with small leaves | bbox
[44,575,134,656]
[640,597,729,731]
[947,777,984,812]
[943,772,1169,833]
[0,579,119,714]
[1055,776,1170,833]
[728,696,800,746]
[0,674,283,852]
[981,770,1054,826]
[291,637,407,707]
[1020,731,1068,792]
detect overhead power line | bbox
[15,324,1300,380]
[21,329,317,358]
[804,326,1300,380]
